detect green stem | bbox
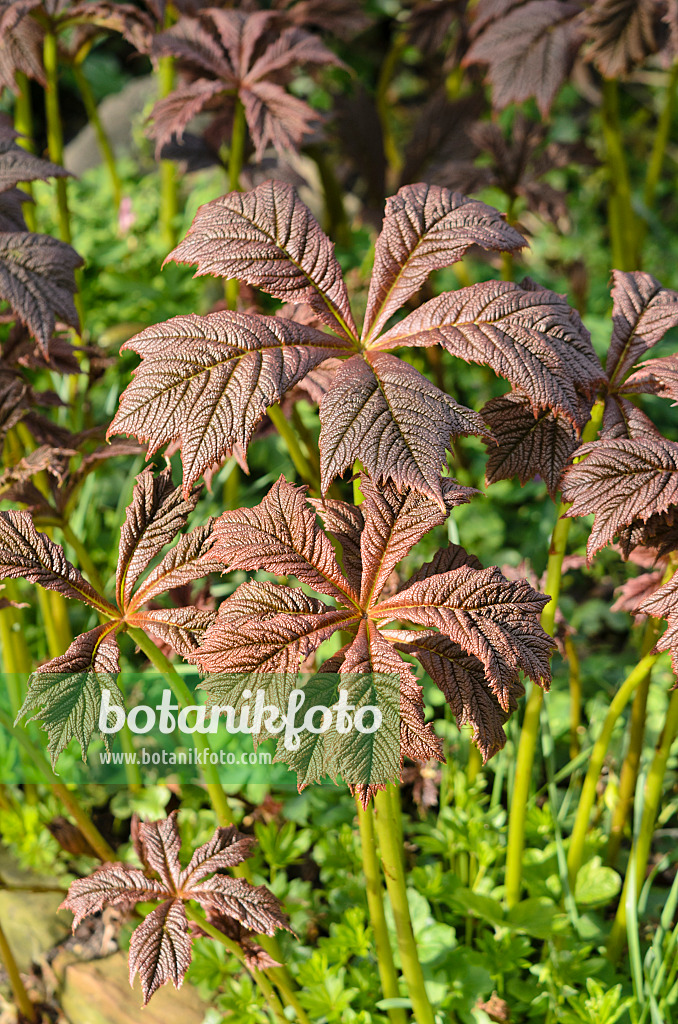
[373,786,437,1024]
[13,71,36,231]
[504,401,603,907]
[36,586,65,659]
[644,62,678,209]
[126,626,234,828]
[185,907,288,1024]
[376,34,405,183]
[564,634,582,761]
[355,796,408,1024]
[158,53,178,251]
[606,688,678,961]
[72,60,122,209]
[306,144,349,244]
[601,78,638,271]
[43,30,71,244]
[0,921,37,1023]
[224,98,246,310]
[606,618,660,867]
[267,404,320,490]
[566,651,660,890]
[60,522,107,596]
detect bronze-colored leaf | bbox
[358,475,477,606]
[0,232,82,356]
[606,270,678,385]
[166,181,357,340]
[562,437,678,559]
[128,606,217,657]
[463,0,583,116]
[362,183,525,342]
[179,826,256,888]
[584,0,659,77]
[116,467,199,611]
[209,476,357,603]
[375,280,603,424]
[641,569,678,677]
[318,353,486,506]
[482,392,580,498]
[109,310,349,492]
[128,899,192,1005]
[0,510,111,611]
[624,355,678,404]
[374,565,552,697]
[390,629,521,761]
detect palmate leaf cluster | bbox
[0,466,222,761]
[197,474,552,799]
[109,180,605,506]
[60,811,290,1004]
[464,0,678,116]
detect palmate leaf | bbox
[463,0,583,116]
[641,570,678,677]
[561,437,678,560]
[61,811,289,1005]
[584,0,659,77]
[318,353,486,507]
[197,475,553,787]
[361,183,526,342]
[374,280,603,424]
[481,392,581,499]
[0,510,112,611]
[113,180,588,502]
[165,183,357,340]
[17,623,124,762]
[0,232,82,357]
[149,8,341,162]
[0,135,69,193]
[108,311,350,494]
[606,270,678,385]
[11,468,222,764]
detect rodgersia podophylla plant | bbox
[60,811,290,1004]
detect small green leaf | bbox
[574,857,622,908]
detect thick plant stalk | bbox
[607,687,678,961]
[504,402,603,907]
[565,634,582,760]
[267,404,320,491]
[373,786,436,1024]
[13,71,36,231]
[504,505,570,908]
[43,30,71,244]
[158,50,178,251]
[566,650,660,889]
[606,618,661,866]
[376,32,405,184]
[644,62,678,209]
[72,60,122,209]
[355,796,408,1024]
[127,626,234,828]
[601,78,638,271]
[224,99,246,310]
[0,921,37,1023]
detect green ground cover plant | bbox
[1,2,678,1023]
